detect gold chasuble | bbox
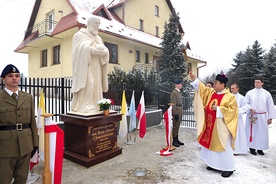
[194,82,238,152]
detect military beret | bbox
[215,74,228,84]
[174,79,183,84]
[1,64,20,77]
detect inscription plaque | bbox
[60,113,123,168]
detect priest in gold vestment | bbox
[189,72,238,178]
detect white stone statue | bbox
[71,15,109,114]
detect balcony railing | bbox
[25,19,58,38]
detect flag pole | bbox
[163,103,176,151]
[124,121,138,144]
[41,113,53,184]
[125,91,137,144]
[133,117,139,143]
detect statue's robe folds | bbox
[71,28,109,114]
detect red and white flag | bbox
[156,106,173,156]
[44,117,64,184]
[29,150,39,171]
[136,91,146,138]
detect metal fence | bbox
[0,77,72,122]
[0,77,196,127]
[157,89,196,128]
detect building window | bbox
[53,45,60,65]
[41,49,47,67]
[145,53,149,64]
[155,5,159,16]
[188,62,192,72]
[47,12,54,33]
[136,51,140,62]
[153,55,159,71]
[104,42,118,64]
[139,19,144,31]
[155,26,159,37]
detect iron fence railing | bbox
[0,77,196,127]
[0,77,71,122]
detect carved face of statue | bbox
[87,16,100,36]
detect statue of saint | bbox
[71,15,109,114]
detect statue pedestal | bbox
[60,113,122,168]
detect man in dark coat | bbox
[170,79,184,147]
[0,64,39,184]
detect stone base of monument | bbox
[60,112,122,168]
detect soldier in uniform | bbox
[0,64,38,184]
[170,79,184,147]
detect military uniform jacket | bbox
[170,89,183,116]
[0,90,38,157]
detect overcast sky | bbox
[1,0,276,78]
[171,0,276,78]
[0,0,35,76]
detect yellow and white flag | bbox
[37,88,46,161]
[119,90,128,139]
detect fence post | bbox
[157,87,160,109]
[61,78,65,114]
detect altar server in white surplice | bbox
[244,76,276,156]
[231,83,247,155]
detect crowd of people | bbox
[169,72,276,178]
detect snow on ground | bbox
[161,121,276,184]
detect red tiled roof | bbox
[15,31,38,52]
[50,12,78,36]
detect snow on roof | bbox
[107,0,125,8]
[181,40,204,61]
[75,0,162,49]
[187,50,205,61]
[71,0,203,60]
[77,15,161,48]
[70,0,113,14]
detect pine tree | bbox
[236,40,265,95]
[158,9,187,91]
[229,51,245,73]
[227,51,246,85]
[263,43,276,96]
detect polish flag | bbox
[136,91,146,138]
[156,106,173,156]
[44,117,64,184]
[29,150,39,171]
